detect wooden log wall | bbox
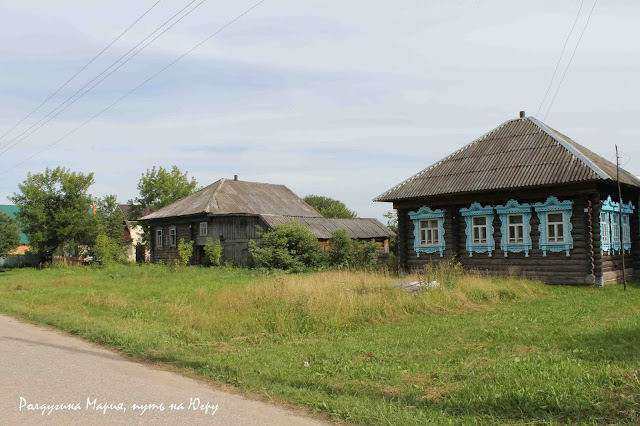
[398,194,593,284]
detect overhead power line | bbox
[0,1,162,144]
[536,0,585,117]
[543,0,599,121]
[0,0,207,157]
[1,0,267,175]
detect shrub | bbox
[93,234,120,265]
[177,238,194,268]
[249,222,324,270]
[328,229,379,269]
[203,237,222,266]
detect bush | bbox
[249,222,324,271]
[327,229,379,269]
[177,238,194,268]
[203,237,222,266]
[93,234,120,265]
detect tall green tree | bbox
[9,167,97,262]
[303,195,358,219]
[0,212,20,257]
[129,165,197,215]
[95,194,127,247]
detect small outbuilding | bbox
[139,177,394,265]
[375,113,640,285]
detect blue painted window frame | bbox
[460,203,495,257]
[533,196,573,256]
[408,207,446,257]
[495,200,532,257]
[601,197,635,254]
[601,196,635,254]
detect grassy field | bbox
[0,264,639,424]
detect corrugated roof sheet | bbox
[375,117,640,202]
[0,204,29,244]
[260,215,395,239]
[140,179,322,220]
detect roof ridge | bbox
[373,117,520,202]
[527,117,610,181]
[205,178,225,214]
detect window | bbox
[169,227,177,247]
[495,200,532,257]
[547,212,565,243]
[156,228,163,248]
[508,215,524,244]
[419,219,439,246]
[533,196,574,256]
[460,203,495,257]
[600,212,610,246]
[200,222,208,237]
[409,207,446,257]
[622,214,631,246]
[611,213,620,246]
[601,196,635,254]
[472,216,488,244]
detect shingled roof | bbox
[260,215,395,239]
[375,116,640,202]
[140,179,322,220]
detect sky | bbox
[1,0,639,222]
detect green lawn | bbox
[0,264,638,424]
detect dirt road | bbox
[0,314,328,425]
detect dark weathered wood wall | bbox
[394,182,640,285]
[150,215,263,265]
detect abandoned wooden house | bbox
[375,112,640,285]
[139,177,394,265]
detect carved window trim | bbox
[601,196,634,254]
[495,199,532,257]
[460,203,495,257]
[408,207,446,257]
[533,196,573,256]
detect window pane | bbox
[509,215,523,224]
[473,216,486,226]
[509,227,516,240]
[548,224,555,239]
[557,224,564,238]
[433,229,438,243]
[548,213,563,223]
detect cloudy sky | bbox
[1,0,639,221]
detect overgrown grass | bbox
[0,264,639,424]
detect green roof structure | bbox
[0,205,29,245]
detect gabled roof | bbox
[118,204,151,221]
[0,205,29,245]
[139,179,322,220]
[259,215,395,239]
[375,116,640,202]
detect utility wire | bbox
[0,0,267,175]
[543,0,598,121]
[0,0,205,157]
[536,0,585,117]
[0,1,162,145]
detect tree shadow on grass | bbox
[564,326,640,363]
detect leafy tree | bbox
[249,222,324,270]
[129,165,197,215]
[177,238,194,267]
[9,167,97,262]
[303,195,357,219]
[328,229,379,269]
[93,234,120,265]
[95,194,128,248]
[383,210,398,255]
[0,212,20,257]
[203,237,222,266]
